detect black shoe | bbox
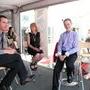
[16,48,20,53]
[30,62,38,71]
[67,75,73,83]
[0,85,9,90]
[20,77,32,85]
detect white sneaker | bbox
[65,81,78,86]
[84,73,90,80]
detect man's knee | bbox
[67,63,74,70]
[13,53,21,59]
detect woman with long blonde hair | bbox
[27,23,44,70]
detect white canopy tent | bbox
[0,0,77,12]
[0,0,77,56]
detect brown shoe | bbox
[29,74,35,78]
[20,77,32,85]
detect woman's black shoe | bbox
[30,62,38,71]
[16,48,20,53]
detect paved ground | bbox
[0,55,90,90]
[11,66,53,90]
[7,65,90,90]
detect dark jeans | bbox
[52,52,77,90]
[0,53,28,87]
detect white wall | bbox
[35,8,48,56]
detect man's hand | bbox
[5,47,12,50]
[59,55,66,61]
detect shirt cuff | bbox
[55,52,61,56]
[65,52,69,56]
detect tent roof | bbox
[0,0,76,12]
[0,0,43,12]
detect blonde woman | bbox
[27,23,44,70]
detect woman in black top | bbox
[27,23,44,70]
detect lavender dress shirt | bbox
[57,31,79,56]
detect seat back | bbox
[79,42,90,55]
[79,42,90,63]
[75,42,90,70]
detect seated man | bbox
[0,15,32,90]
[52,18,79,90]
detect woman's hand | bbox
[34,48,40,52]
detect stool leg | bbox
[24,54,36,82]
[3,69,13,90]
[24,54,33,75]
[58,70,63,90]
[79,62,85,90]
[9,86,12,90]
[15,77,19,85]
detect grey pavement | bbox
[0,63,90,90]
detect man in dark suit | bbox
[0,15,32,90]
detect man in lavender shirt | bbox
[52,18,79,90]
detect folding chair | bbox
[58,63,66,90]
[0,66,19,90]
[58,63,79,90]
[22,40,33,76]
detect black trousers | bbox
[52,52,77,90]
[0,53,28,87]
